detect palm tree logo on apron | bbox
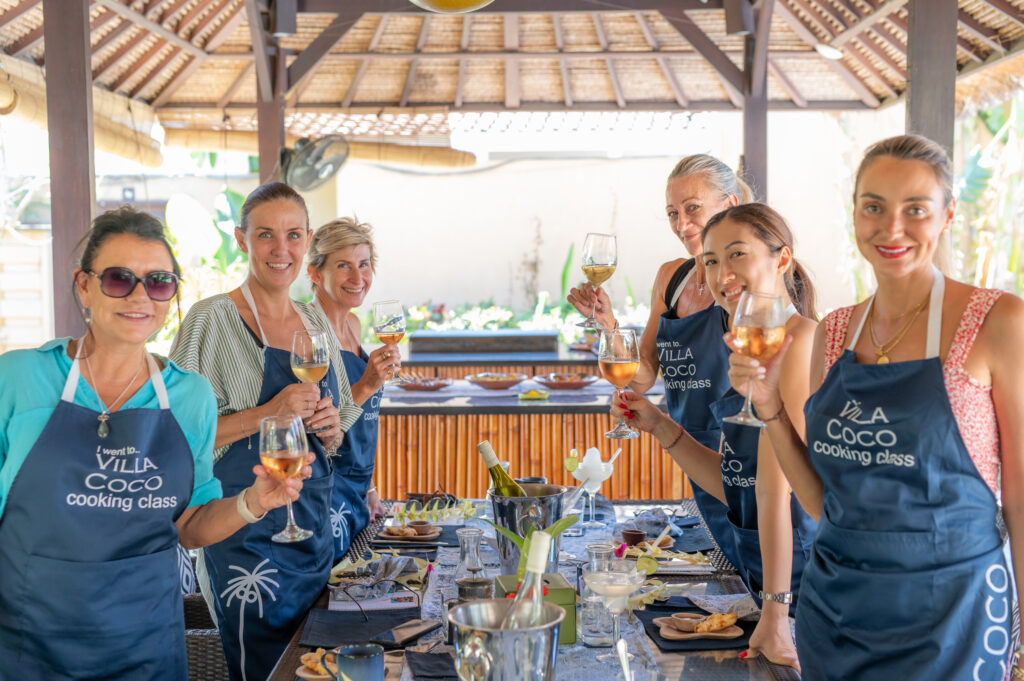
[221,558,280,681]
[331,502,352,550]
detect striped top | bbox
[169,293,362,462]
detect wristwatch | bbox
[758,590,793,604]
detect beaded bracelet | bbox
[665,426,686,450]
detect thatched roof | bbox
[0,0,1021,147]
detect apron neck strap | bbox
[62,338,168,408]
[668,264,698,309]
[312,296,344,349]
[848,265,944,358]
[241,280,317,346]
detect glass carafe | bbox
[454,528,493,601]
[580,543,615,647]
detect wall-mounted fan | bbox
[282,135,350,191]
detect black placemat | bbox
[299,607,420,648]
[635,606,754,652]
[370,525,463,551]
[672,514,701,528]
[670,525,715,553]
[405,651,458,680]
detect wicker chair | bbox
[185,628,229,681]
[183,593,216,630]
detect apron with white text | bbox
[799,270,1010,679]
[0,344,192,680]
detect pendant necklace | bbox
[83,348,145,438]
[866,294,930,364]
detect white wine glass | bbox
[572,451,614,529]
[372,300,409,385]
[584,559,645,663]
[723,291,788,428]
[577,233,617,330]
[599,328,640,439]
[260,414,313,543]
[291,329,331,434]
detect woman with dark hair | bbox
[729,135,1024,679]
[171,183,361,681]
[615,204,817,670]
[567,154,755,582]
[307,216,393,560]
[0,207,306,680]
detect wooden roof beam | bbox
[211,48,829,61]
[656,57,688,107]
[285,8,370,98]
[635,12,659,49]
[158,0,192,25]
[15,5,117,60]
[958,9,1006,54]
[218,61,254,109]
[505,13,519,51]
[553,12,565,50]
[505,59,520,108]
[978,0,1024,31]
[150,3,244,107]
[460,14,470,51]
[417,15,431,50]
[790,0,904,80]
[885,12,984,63]
[93,0,206,58]
[91,15,133,55]
[831,0,908,47]
[660,10,744,93]
[109,37,169,92]
[592,13,608,50]
[342,61,368,107]
[244,0,274,102]
[168,99,873,112]
[187,0,233,41]
[774,2,879,106]
[129,45,183,97]
[559,57,573,107]
[297,0,724,10]
[0,1,40,32]
[93,28,148,80]
[606,58,625,108]
[177,0,220,37]
[400,59,418,106]
[749,0,774,97]
[455,14,468,108]
[767,56,806,106]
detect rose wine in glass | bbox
[372,300,409,385]
[577,233,617,330]
[724,291,788,428]
[291,329,331,434]
[260,414,313,543]
[599,328,640,439]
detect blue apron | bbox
[0,343,192,680]
[202,284,338,681]
[329,335,382,560]
[656,264,741,573]
[799,270,1010,679]
[709,387,816,610]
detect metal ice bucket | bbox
[487,483,566,575]
[448,599,565,681]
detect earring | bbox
[84,308,92,325]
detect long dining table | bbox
[266,499,801,681]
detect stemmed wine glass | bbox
[260,414,313,543]
[723,291,788,428]
[291,329,331,434]
[599,328,640,439]
[584,559,645,663]
[572,450,615,529]
[372,300,410,385]
[577,233,617,330]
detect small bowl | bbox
[621,529,647,546]
[465,372,528,390]
[409,521,435,535]
[395,377,452,392]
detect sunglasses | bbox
[86,267,180,301]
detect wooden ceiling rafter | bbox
[109,35,170,92]
[93,0,205,58]
[219,60,254,110]
[505,14,520,109]
[977,0,1024,31]
[749,0,775,97]
[455,15,469,108]
[129,44,182,97]
[660,10,744,94]
[768,57,807,106]
[243,0,274,101]
[150,2,244,107]
[157,0,193,25]
[187,0,234,41]
[0,0,39,32]
[957,8,1005,54]
[790,0,904,83]
[90,14,133,56]
[93,27,149,81]
[830,0,907,46]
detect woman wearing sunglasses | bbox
[170,183,361,681]
[0,207,305,680]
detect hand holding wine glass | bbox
[599,328,640,439]
[291,330,331,434]
[723,291,788,428]
[259,414,313,543]
[577,233,617,330]
[372,300,408,385]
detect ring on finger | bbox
[383,351,390,360]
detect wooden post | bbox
[256,50,286,184]
[742,1,772,201]
[44,0,95,338]
[905,0,958,151]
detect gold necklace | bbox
[866,294,930,364]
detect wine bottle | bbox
[501,530,551,629]
[477,440,526,497]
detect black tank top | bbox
[662,259,696,319]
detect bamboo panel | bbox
[375,411,692,500]
[414,363,599,380]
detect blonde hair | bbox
[667,154,756,204]
[308,216,377,272]
[854,134,954,274]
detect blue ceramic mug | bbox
[321,643,385,681]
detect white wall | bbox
[334,106,905,318]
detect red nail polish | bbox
[619,402,627,409]
[738,651,748,659]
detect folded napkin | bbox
[405,651,458,680]
[299,607,421,648]
[688,593,760,621]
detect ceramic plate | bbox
[532,373,599,390]
[465,372,528,390]
[376,526,442,541]
[395,377,452,392]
